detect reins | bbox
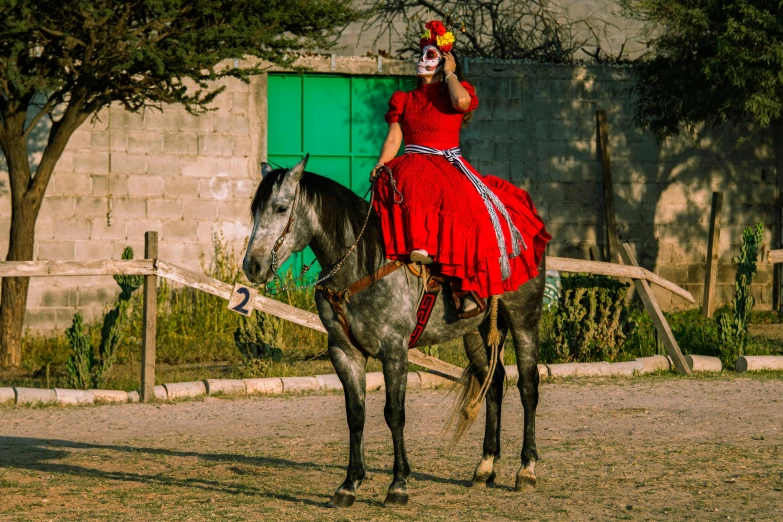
[266,168,385,295]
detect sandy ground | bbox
[1,375,782,521]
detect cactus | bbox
[65,314,96,390]
[65,247,143,389]
[551,274,632,362]
[718,223,764,367]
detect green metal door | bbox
[267,74,406,278]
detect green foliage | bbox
[64,314,95,390]
[551,274,633,362]
[234,312,283,378]
[717,223,764,366]
[65,247,143,389]
[421,345,440,358]
[0,0,359,115]
[622,306,660,359]
[619,0,783,140]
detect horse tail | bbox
[446,296,504,444]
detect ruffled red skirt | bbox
[373,153,551,298]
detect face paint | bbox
[416,45,442,77]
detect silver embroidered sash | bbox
[404,144,526,280]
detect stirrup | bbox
[410,249,434,265]
[452,289,487,319]
[462,295,479,313]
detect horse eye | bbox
[276,206,289,214]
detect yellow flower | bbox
[436,31,455,48]
[421,29,432,40]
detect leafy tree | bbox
[0,0,358,368]
[618,0,783,140]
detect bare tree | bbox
[361,0,631,62]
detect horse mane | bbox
[251,168,385,277]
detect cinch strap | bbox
[404,144,527,280]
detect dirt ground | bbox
[1,375,782,521]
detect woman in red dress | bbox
[371,21,550,311]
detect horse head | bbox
[243,155,311,284]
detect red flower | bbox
[425,20,447,36]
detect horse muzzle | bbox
[242,255,273,284]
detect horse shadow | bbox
[0,436,468,505]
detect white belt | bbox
[404,144,526,280]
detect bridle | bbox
[265,170,384,295]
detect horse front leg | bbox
[327,342,368,508]
[381,345,411,506]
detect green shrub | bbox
[234,312,283,377]
[551,274,633,362]
[717,223,764,367]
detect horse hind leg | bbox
[456,325,507,488]
[501,270,546,491]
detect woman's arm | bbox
[370,122,402,180]
[442,53,471,111]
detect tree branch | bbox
[39,26,88,48]
[22,92,62,140]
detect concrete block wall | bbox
[1,57,780,332]
[461,61,779,310]
[1,76,265,330]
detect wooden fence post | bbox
[597,109,619,263]
[619,243,692,375]
[702,192,723,317]
[141,231,158,402]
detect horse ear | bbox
[260,162,274,178]
[286,154,309,183]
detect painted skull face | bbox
[416,45,442,77]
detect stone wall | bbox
[1,57,779,331]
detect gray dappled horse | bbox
[243,156,545,507]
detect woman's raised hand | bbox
[442,52,457,75]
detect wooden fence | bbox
[0,232,696,400]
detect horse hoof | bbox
[327,492,356,508]
[383,491,409,506]
[471,472,496,488]
[514,473,537,491]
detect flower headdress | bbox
[420,20,455,53]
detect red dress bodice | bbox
[385,81,478,149]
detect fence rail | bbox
[0,242,698,398]
[0,256,695,303]
[0,260,154,277]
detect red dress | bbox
[373,80,551,298]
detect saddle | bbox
[316,260,487,351]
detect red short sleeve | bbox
[385,91,407,124]
[459,81,479,113]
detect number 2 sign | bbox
[228,283,258,316]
